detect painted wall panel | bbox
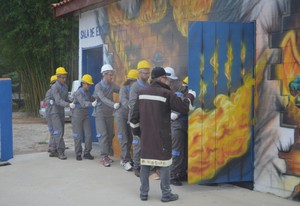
[188,21,254,184]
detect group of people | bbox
[44,60,196,202]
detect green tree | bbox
[0,0,78,115]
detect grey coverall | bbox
[170,91,188,180]
[72,87,94,157]
[45,88,55,151]
[128,79,149,169]
[115,85,133,163]
[92,80,119,158]
[49,81,69,154]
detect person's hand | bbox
[69,102,75,109]
[189,103,195,111]
[188,89,196,98]
[92,100,97,107]
[170,112,178,120]
[49,100,54,105]
[114,103,120,110]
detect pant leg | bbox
[83,114,92,154]
[59,113,66,151]
[51,113,65,154]
[170,121,186,179]
[125,123,133,162]
[106,117,115,156]
[116,116,132,161]
[160,166,172,198]
[132,135,141,169]
[47,116,55,151]
[96,116,108,158]
[140,165,151,196]
[72,114,83,156]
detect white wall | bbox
[78,9,104,79]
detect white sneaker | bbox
[120,160,125,166]
[124,162,133,171]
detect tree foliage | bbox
[0,0,78,115]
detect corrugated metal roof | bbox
[50,0,117,17]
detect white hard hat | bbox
[101,64,114,73]
[164,67,178,80]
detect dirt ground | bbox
[12,112,74,155]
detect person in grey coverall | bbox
[170,76,189,186]
[71,74,97,161]
[93,64,120,167]
[45,75,57,154]
[128,60,151,177]
[49,67,74,160]
[116,69,138,171]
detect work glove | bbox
[92,100,97,107]
[114,103,120,110]
[49,100,54,105]
[188,89,196,99]
[187,98,195,111]
[170,112,178,120]
[69,102,75,109]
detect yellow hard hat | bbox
[50,75,57,84]
[81,74,94,85]
[56,67,68,75]
[182,76,188,85]
[127,69,138,80]
[137,60,151,70]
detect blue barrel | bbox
[0,78,13,161]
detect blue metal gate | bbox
[188,21,255,184]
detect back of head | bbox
[50,75,57,84]
[151,67,169,80]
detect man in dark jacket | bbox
[130,67,195,202]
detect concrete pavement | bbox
[0,147,298,206]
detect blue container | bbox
[0,78,13,161]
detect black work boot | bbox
[140,194,148,201]
[170,177,182,186]
[49,151,58,157]
[83,153,94,160]
[161,193,179,202]
[58,152,67,160]
[134,167,140,177]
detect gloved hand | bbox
[186,98,195,111]
[189,103,195,111]
[49,100,54,105]
[188,89,196,98]
[69,102,75,109]
[170,112,178,120]
[114,103,120,110]
[92,100,97,107]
